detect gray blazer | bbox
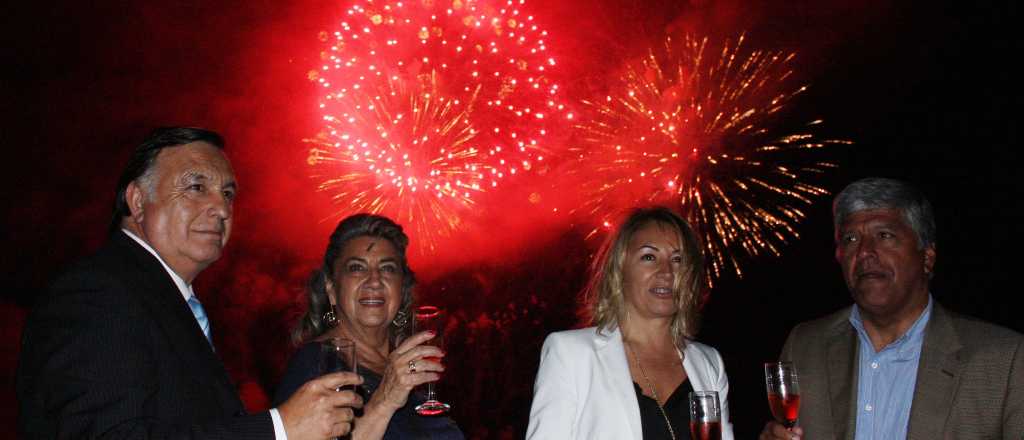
[780,303,1023,440]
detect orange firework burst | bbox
[306,0,570,251]
[573,33,851,283]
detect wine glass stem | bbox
[425,382,437,401]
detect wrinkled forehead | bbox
[156,142,234,177]
[835,207,912,235]
[339,235,400,260]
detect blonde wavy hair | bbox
[580,206,705,346]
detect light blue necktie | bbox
[187,294,214,348]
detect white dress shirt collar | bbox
[121,230,288,438]
[121,228,193,302]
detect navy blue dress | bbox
[274,343,464,440]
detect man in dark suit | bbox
[761,177,1023,440]
[17,127,363,439]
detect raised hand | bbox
[373,330,445,411]
[758,421,803,440]
[278,371,364,440]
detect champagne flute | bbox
[764,361,800,428]
[413,305,450,415]
[321,337,357,390]
[321,338,357,440]
[689,391,722,440]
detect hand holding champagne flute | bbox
[764,362,800,428]
[320,338,358,440]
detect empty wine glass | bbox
[321,337,357,391]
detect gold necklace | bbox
[626,341,678,440]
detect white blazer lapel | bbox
[594,327,643,440]
[682,343,711,392]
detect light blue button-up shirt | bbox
[849,296,932,440]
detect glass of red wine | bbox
[413,305,450,416]
[764,361,800,428]
[688,391,722,440]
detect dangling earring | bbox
[323,310,338,327]
[391,310,409,328]
[323,274,339,327]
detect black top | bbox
[634,379,694,440]
[274,342,464,440]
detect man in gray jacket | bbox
[760,177,1023,440]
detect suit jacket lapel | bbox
[825,314,858,440]
[112,232,241,409]
[594,327,643,440]
[907,304,962,440]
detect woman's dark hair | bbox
[293,214,416,346]
[109,127,225,234]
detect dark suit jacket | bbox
[17,231,274,439]
[781,303,1023,440]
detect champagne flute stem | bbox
[425,382,436,402]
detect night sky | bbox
[1,0,1018,438]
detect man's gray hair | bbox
[832,177,936,249]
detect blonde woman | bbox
[527,207,733,440]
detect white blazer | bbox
[527,326,734,440]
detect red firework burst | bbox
[306,0,571,250]
[572,33,851,283]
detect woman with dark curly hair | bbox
[274,214,463,440]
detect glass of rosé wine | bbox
[412,305,450,415]
[764,361,800,428]
[688,391,722,440]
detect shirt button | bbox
[871,362,879,369]
[865,404,873,411]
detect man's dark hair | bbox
[109,127,225,234]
